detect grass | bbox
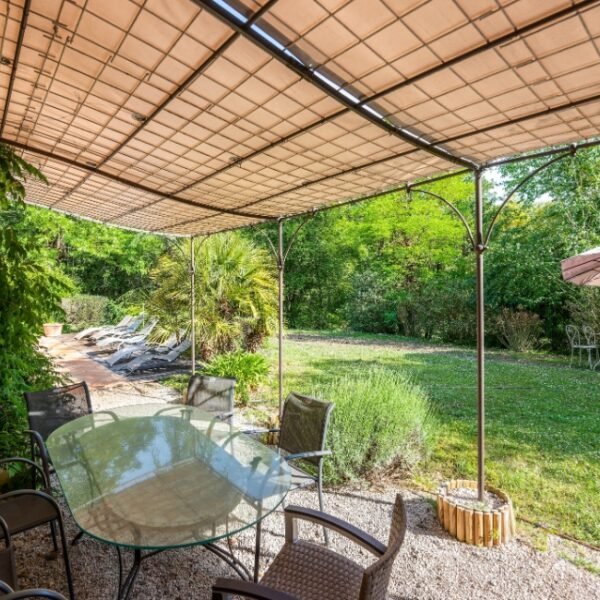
[255,331,600,546]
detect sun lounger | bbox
[90,316,143,342]
[103,332,179,367]
[116,340,192,373]
[96,319,157,348]
[74,315,132,340]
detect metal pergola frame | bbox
[3,0,600,501]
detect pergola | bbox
[2,0,600,499]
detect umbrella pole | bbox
[474,170,486,501]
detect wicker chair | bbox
[212,494,406,600]
[0,460,75,600]
[24,382,92,480]
[185,375,236,421]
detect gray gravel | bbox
[12,485,600,599]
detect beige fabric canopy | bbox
[1,0,599,235]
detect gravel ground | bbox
[12,485,600,599]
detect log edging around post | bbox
[437,479,515,546]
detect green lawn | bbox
[255,331,600,546]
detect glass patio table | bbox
[46,403,291,600]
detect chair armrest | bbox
[212,578,299,600]
[284,505,386,557]
[0,580,14,594]
[0,516,10,548]
[23,430,51,481]
[242,428,280,435]
[1,590,67,599]
[0,457,50,489]
[284,450,331,461]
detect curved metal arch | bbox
[407,186,476,249]
[484,149,575,246]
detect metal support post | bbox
[277,220,284,418]
[190,236,196,375]
[474,170,486,501]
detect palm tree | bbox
[147,233,277,360]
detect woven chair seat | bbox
[261,540,364,600]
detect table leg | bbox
[115,548,142,600]
[254,518,262,582]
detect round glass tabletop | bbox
[46,403,290,550]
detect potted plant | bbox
[437,479,515,547]
[43,308,65,337]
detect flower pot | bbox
[437,479,515,547]
[43,323,63,337]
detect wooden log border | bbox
[436,479,515,546]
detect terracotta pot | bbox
[43,323,63,337]
[437,479,515,546]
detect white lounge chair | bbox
[74,315,132,340]
[96,319,157,348]
[90,316,143,342]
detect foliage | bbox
[565,288,600,339]
[0,144,66,458]
[494,307,543,352]
[61,294,110,330]
[147,234,277,359]
[203,350,270,406]
[261,332,600,545]
[22,205,167,299]
[306,369,436,483]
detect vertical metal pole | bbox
[190,236,196,375]
[277,219,284,419]
[474,170,485,501]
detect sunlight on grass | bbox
[258,332,600,545]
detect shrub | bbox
[61,294,109,330]
[347,270,398,333]
[203,350,270,406]
[495,307,543,352]
[308,369,436,483]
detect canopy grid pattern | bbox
[0,0,599,236]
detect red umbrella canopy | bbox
[561,248,600,287]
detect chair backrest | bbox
[136,319,158,337]
[279,393,334,465]
[565,324,581,346]
[24,382,92,441]
[186,375,235,419]
[359,494,407,600]
[166,340,192,361]
[582,325,596,345]
[0,517,16,591]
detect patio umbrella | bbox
[561,247,600,287]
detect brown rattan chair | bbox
[185,375,236,421]
[212,494,407,600]
[24,382,92,481]
[0,459,75,600]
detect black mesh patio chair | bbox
[0,580,66,599]
[185,375,236,422]
[24,382,92,480]
[0,459,75,600]
[212,494,407,600]
[250,392,334,543]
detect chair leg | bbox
[45,521,59,560]
[56,517,76,600]
[569,347,574,367]
[317,461,329,546]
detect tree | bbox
[0,144,68,457]
[147,233,277,360]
